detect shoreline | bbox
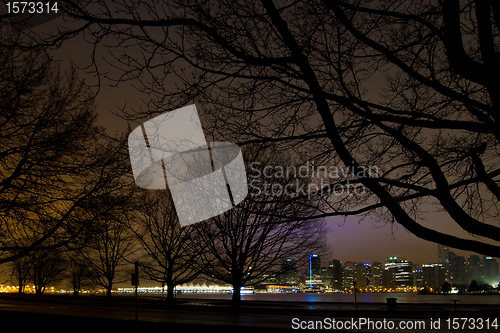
[0,293,499,332]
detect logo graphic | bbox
[128,104,248,226]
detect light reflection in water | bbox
[167,292,499,305]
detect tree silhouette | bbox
[131,190,203,301]
[196,148,328,302]
[23,0,500,256]
[76,209,137,298]
[67,254,90,296]
[9,255,30,293]
[468,279,480,293]
[441,281,452,293]
[28,247,66,294]
[478,282,493,292]
[0,30,132,264]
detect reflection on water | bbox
[171,292,500,305]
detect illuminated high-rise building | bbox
[422,263,446,290]
[437,244,451,283]
[467,255,482,282]
[438,244,450,264]
[413,265,425,288]
[279,258,298,285]
[449,252,467,285]
[355,262,370,288]
[307,254,321,287]
[384,256,413,288]
[371,261,383,288]
[329,259,343,290]
[342,261,355,289]
[482,256,499,284]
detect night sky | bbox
[41,16,490,269]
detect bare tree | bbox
[28,247,67,294]
[0,27,132,264]
[132,190,203,301]
[194,148,328,303]
[67,253,90,296]
[9,255,30,293]
[30,0,500,256]
[78,213,137,298]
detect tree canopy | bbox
[0,29,131,264]
[10,0,500,256]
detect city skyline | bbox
[321,245,499,276]
[301,244,500,291]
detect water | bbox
[170,292,500,305]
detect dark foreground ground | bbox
[0,293,499,332]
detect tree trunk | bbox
[106,285,113,298]
[72,278,81,296]
[17,281,24,294]
[166,281,175,301]
[231,283,242,303]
